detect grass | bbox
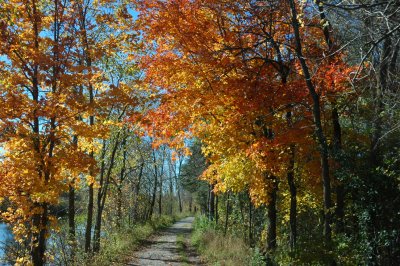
[86,215,177,265]
[191,216,265,266]
[176,234,190,265]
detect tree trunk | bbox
[79,0,96,251]
[288,0,333,244]
[69,133,79,260]
[368,33,393,266]
[371,37,391,166]
[149,149,158,219]
[29,1,48,263]
[68,184,76,260]
[266,176,278,252]
[158,171,163,216]
[85,184,94,253]
[265,176,278,266]
[177,184,182,213]
[224,193,230,236]
[209,184,215,221]
[287,147,297,250]
[215,195,219,223]
[31,204,48,266]
[174,156,183,213]
[117,138,127,228]
[285,109,297,250]
[314,0,345,235]
[332,107,345,233]
[93,135,120,252]
[117,186,123,228]
[133,162,144,221]
[93,202,103,253]
[249,194,253,246]
[168,167,173,215]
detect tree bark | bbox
[174,156,184,213]
[68,184,76,260]
[209,184,215,221]
[158,170,163,216]
[288,0,333,244]
[332,107,345,233]
[149,149,158,219]
[224,193,230,236]
[215,195,219,223]
[266,176,278,252]
[117,137,127,228]
[79,0,95,251]
[177,188,183,213]
[85,184,94,253]
[93,134,120,252]
[117,186,123,228]
[315,0,345,234]
[157,147,166,216]
[248,194,253,246]
[371,37,391,166]
[133,162,144,221]
[287,146,297,250]
[31,205,48,266]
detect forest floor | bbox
[127,217,203,265]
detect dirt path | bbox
[128,217,203,266]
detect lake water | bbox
[0,222,96,265]
[0,223,12,265]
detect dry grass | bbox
[191,217,259,266]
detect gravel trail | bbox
[128,217,203,266]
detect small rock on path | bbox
[128,217,203,266]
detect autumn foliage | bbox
[135,0,351,204]
[1,0,399,264]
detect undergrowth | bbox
[191,216,265,266]
[86,215,175,265]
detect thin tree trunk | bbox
[224,193,230,236]
[158,170,163,216]
[249,194,253,246]
[85,183,94,253]
[68,184,76,260]
[288,0,333,244]
[174,156,184,213]
[371,37,391,165]
[93,134,120,252]
[209,184,215,221]
[117,186,123,228]
[215,195,219,223]
[117,137,127,228]
[285,108,297,250]
[368,34,393,265]
[287,146,297,250]
[266,176,278,252]
[177,189,182,213]
[332,107,344,233]
[133,162,144,221]
[265,176,278,266]
[158,147,166,216]
[239,194,245,223]
[69,125,80,261]
[29,0,48,263]
[315,0,345,234]
[168,162,173,215]
[81,1,95,251]
[150,149,158,219]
